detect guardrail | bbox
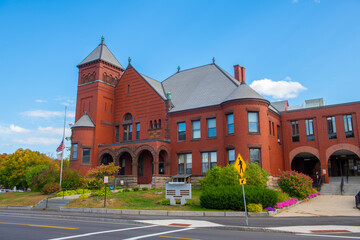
[356,191,360,209]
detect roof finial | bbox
[177,65,180,73]
[101,35,105,43]
[212,56,215,64]
[128,56,131,63]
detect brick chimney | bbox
[233,65,246,84]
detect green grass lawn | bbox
[0,192,46,206]
[66,188,209,211]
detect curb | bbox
[59,207,272,217]
[0,205,33,210]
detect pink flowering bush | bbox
[306,192,321,199]
[278,170,314,200]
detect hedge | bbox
[200,185,278,211]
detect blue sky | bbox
[0,0,359,156]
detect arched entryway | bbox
[328,150,360,183]
[291,152,321,184]
[100,153,113,165]
[138,150,153,184]
[118,152,133,176]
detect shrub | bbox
[277,191,290,202]
[158,199,170,205]
[122,188,130,192]
[79,194,89,199]
[115,186,123,190]
[200,165,239,189]
[142,187,149,191]
[87,162,120,179]
[26,165,58,192]
[247,203,263,213]
[41,182,61,194]
[278,170,313,200]
[83,177,103,188]
[132,186,140,192]
[61,167,84,189]
[90,187,112,197]
[243,162,269,188]
[200,185,278,211]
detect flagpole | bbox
[59,106,67,188]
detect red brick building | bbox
[70,38,360,187]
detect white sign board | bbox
[165,182,191,205]
[104,176,108,183]
[322,169,326,175]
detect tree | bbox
[0,149,55,189]
[87,162,120,179]
[243,162,269,188]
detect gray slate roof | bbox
[270,100,288,112]
[78,40,124,70]
[162,64,268,113]
[72,112,95,128]
[140,73,166,100]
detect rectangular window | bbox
[123,124,132,141]
[344,115,354,138]
[272,122,275,136]
[305,119,315,141]
[178,153,192,174]
[269,121,272,135]
[136,123,140,140]
[82,148,91,164]
[277,125,281,143]
[178,122,186,141]
[207,118,216,137]
[249,148,260,164]
[291,120,299,142]
[228,149,235,165]
[115,126,119,142]
[71,144,78,160]
[248,112,259,133]
[192,120,201,139]
[201,151,217,173]
[327,116,337,139]
[227,114,234,134]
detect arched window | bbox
[150,121,153,129]
[124,113,133,121]
[154,120,158,129]
[158,119,161,129]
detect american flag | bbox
[56,140,65,153]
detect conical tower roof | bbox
[77,36,124,70]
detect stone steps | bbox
[34,198,72,210]
[321,183,360,195]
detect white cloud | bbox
[9,124,30,133]
[37,126,71,136]
[35,99,47,103]
[250,77,307,99]
[21,110,75,119]
[13,137,59,146]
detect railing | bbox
[356,191,360,209]
[340,177,344,195]
[45,186,101,208]
[315,175,324,192]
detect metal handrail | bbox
[340,177,344,195]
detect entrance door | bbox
[137,150,153,184]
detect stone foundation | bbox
[115,176,137,188]
[151,176,171,189]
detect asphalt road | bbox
[0,211,360,240]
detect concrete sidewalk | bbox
[274,195,360,217]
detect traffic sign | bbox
[234,154,247,178]
[239,178,246,185]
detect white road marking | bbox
[267,225,360,234]
[122,227,195,240]
[298,233,360,239]
[136,219,222,228]
[48,225,156,240]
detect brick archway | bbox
[289,146,320,166]
[325,143,360,162]
[134,144,157,158]
[97,148,116,166]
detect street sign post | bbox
[234,153,248,226]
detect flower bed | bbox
[264,192,321,212]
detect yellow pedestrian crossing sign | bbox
[234,153,246,178]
